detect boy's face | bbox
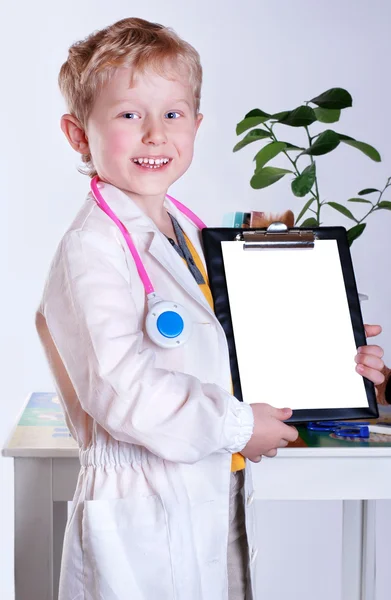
[84,66,202,202]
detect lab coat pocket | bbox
[81,495,174,600]
[190,499,225,599]
[191,499,219,560]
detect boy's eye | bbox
[165,111,181,119]
[122,113,140,119]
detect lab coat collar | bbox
[89,182,215,318]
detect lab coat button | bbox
[246,491,254,506]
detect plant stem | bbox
[264,123,318,221]
[264,123,303,176]
[355,178,391,224]
[304,126,321,223]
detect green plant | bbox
[344,177,391,244]
[234,88,391,245]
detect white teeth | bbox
[133,157,170,167]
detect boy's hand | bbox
[240,404,298,463]
[240,324,385,463]
[355,324,385,385]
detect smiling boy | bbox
[36,17,385,600]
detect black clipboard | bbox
[202,224,378,423]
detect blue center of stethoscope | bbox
[156,311,184,338]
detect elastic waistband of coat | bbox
[79,442,160,468]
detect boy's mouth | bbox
[132,157,172,170]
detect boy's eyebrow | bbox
[112,99,138,107]
[112,98,192,108]
[172,99,191,107]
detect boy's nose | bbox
[142,120,167,146]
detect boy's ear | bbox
[195,112,203,133]
[60,114,90,155]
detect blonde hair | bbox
[58,17,203,176]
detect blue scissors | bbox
[307,421,370,439]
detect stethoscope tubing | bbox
[90,176,207,296]
[89,177,208,348]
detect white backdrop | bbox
[1,1,390,598]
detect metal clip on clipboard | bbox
[235,222,316,250]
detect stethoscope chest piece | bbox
[146,293,193,348]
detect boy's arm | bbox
[39,229,254,463]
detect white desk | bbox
[3,393,391,600]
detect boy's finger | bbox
[356,364,385,385]
[250,455,262,463]
[283,425,299,442]
[355,352,384,371]
[264,449,278,458]
[274,407,292,420]
[364,324,382,338]
[357,345,384,358]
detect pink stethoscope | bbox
[90,176,207,349]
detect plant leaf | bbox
[327,202,357,221]
[245,109,271,119]
[378,201,391,210]
[303,130,340,156]
[310,88,352,109]
[254,142,287,170]
[347,223,366,246]
[274,106,317,127]
[291,163,316,197]
[338,134,381,162]
[300,217,319,227]
[284,142,305,152]
[233,129,272,152]
[271,110,291,121]
[296,198,315,224]
[236,116,270,135]
[348,198,372,204]
[358,188,380,195]
[314,107,341,123]
[250,167,292,189]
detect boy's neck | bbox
[122,188,172,231]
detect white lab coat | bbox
[36,182,258,600]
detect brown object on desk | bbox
[249,210,295,228]
[376,365,391,405]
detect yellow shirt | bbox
[182,232,245,472]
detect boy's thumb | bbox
[279,407,292,419]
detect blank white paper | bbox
[221,239,368,410]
